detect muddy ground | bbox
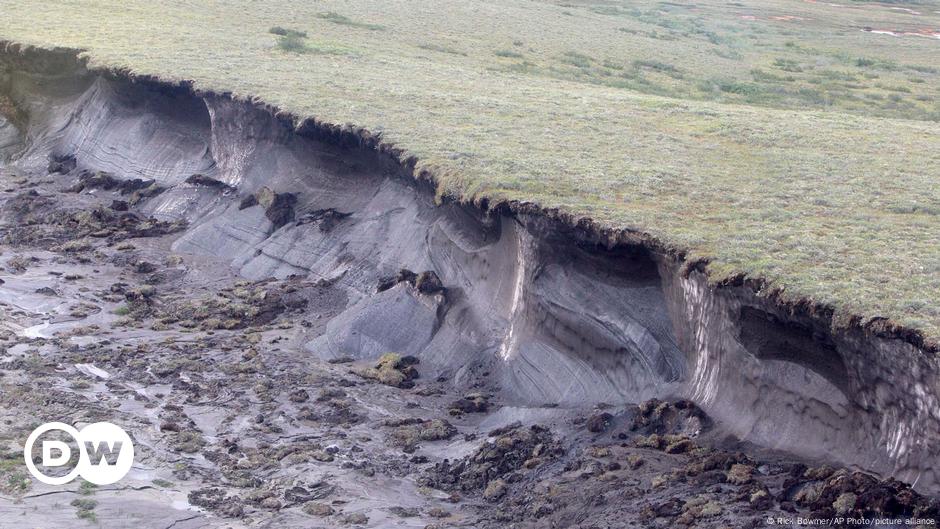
[0,166,937,529]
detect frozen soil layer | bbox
[0,47,937,527]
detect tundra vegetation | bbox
[1,0,938,340]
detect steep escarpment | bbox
[1,44,938,497]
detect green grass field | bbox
[1,0,939,342]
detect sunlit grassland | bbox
[1,0,939,340]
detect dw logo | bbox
[23,422,135,485]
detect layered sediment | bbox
[1,43,937,498]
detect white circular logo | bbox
[24,421,134,485]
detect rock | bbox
[586,411,613,433]
[110,200,129,211]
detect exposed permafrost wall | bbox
[1,45,938,493]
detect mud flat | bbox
[0,44,937,528]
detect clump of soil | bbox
[377,269,445,294]
[631,398,709,437]
[2,195,185,247]
[185,173,235,192]
[70,170,157,195]
[422,424,563,495]
[355,353,420,388]
[296,208,350,232]
[239,186,297,230]
[47,153,76,174]
[188,488,245,518]
[449,393,489,415]
[384,417,457,451]
[150,278,308,330]
[782,467,940,520]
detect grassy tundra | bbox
[1,0,939,341]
